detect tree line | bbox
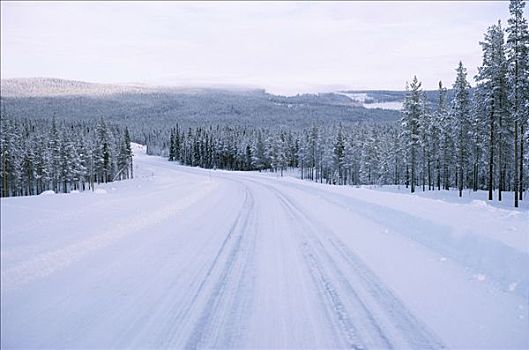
[401,0,528,206]
[166,122,401,185]
[0,116,133,197]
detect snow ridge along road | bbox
[1,146,528,349]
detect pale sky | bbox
[0,1,520,95]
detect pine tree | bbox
[49,118,62,192]
[124,127,133,178]
[343,136,356,185]
[419,92,431,191]
[277,132,288,176]
[506,0,529,205]
[436,82,454,190]
[118,130,132,180]
[401,76,422,193]
[96,119,112,183]
[476,22,509,201]
[470,90,487,192]
[1,116,13,197]
[452,61,472,197]
[253,131,267,172]
[333,126,345,184]
[428,82,444,190]
[168,129,175,161]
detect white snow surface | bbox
[363,101,403,111]
[338,92,403,111]
[1,144,528,349]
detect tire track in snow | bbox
[106,181,249,349]
[152,186,257,348]
[268,179,529,297]
[282,192,445,349]
[183,186,257,348]
[253,179,444,349]
[272,188,388,349]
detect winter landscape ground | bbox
[1,144,527,349]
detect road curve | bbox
[1,152,527,349]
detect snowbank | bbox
[39,190,55,196]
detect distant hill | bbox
[0,77,267,97]
[0,78,401,128]
[1,77,155,97]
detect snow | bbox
[341,92,370,103]
[337,92,403,110]
[39,190,55,196]
[363,101,403,110]
[1,145,528,349]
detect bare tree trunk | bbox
[437,159,441,191]
[459,141,464,197]
[395,162,398,185]
[411,148,416,193]
[488,109,494,201]
[515,120,519,207]
[406,165,409,189]
[499,133,502,202]
[422,146,426,192]
[443,151,449,191]
[520,123,524,200]
[2,154,8,197]
[428,156,432,191]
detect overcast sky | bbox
[0,1,521,95]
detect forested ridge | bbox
[0,88,400,127]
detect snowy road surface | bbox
[2,145,528,349]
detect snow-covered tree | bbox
[476,21,510,201]
[506,0,529,206]
[452,62,473,197]
[400,76,423,193]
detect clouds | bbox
[0,1,516,95]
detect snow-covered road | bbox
[2,146,528,349]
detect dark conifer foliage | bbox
[0,116,133,197]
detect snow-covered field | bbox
[363,101,403,111]
[1,144,528,349]
[338,92,403,111]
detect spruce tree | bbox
[401,76,422,193]
[506,0,529,204]
[452,61,472,197]
[476,22,509,201]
